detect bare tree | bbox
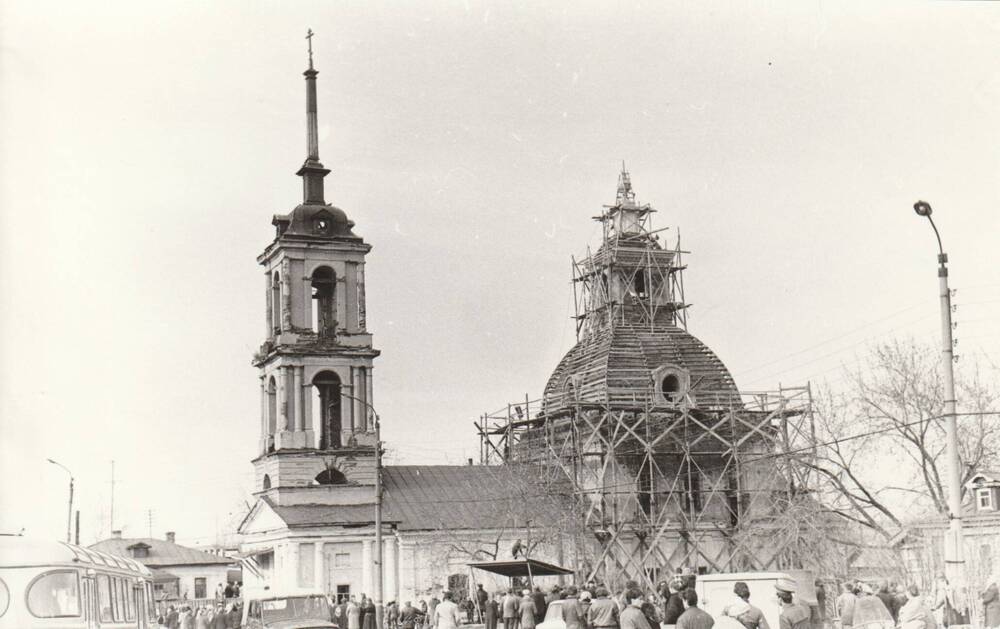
[802,338,999,541]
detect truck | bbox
[241,587,339,629]
[694,571,819,629]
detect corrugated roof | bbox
[90,537,233,567]
[266,465,566,532]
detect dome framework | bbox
[475,168,818,590]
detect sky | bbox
[1,1,998,549]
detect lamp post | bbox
[912,200,965,582]
[46,458,74,544]
[341,392,385,629]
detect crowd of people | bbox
[374,574,809,629]
[834,571,1000,629]
[157,601,242,629]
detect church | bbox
[238,37,814,601]
[235,41,557,603]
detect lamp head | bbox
[913,200,933,217]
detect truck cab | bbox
[241,588,338,629]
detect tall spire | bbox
[616,161,636,208]
[297,28,330,205]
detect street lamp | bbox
[46,458,74,544]
[340,392,385,629]
[912,200,965,581]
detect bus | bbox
[0,535,158,628]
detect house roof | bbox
[90,537,234,567]
[262,464,567,532]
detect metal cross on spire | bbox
[306,28,315,69]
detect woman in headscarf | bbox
[852,583,894,629]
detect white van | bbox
[694,571,818,629]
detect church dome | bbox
[272,202,359,240]
[542,324,740,413]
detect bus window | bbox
[27,570,81,618]
[126,582,136,621]
[97,574,113,622]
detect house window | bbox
[977,488,994,511]
[194,578,206,599]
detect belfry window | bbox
[311,267,337,337]
[652,364,689,406]
[271,272,281,335]
[313,371,342,449]
[266,376,277,448]
[633,270,647,299]
[314,467,347,485]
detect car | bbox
[536,599,568,629]
[242,588,338,629]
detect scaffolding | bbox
[476,386,816,589]
[474,167,819,590]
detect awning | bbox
[468,558,573,578]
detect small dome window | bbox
[652,364,689,405]
[314,217,331,235]
[661,374,681,401]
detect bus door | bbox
[81,573,99,629]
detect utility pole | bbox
[375,411,384,629]
[46,459,74,544]
[913,200,965,583]
[75,510,80,545]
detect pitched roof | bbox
[90,537,233,567]
[263,464,567,532]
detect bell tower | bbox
[252,32,380,501]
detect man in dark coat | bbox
[663,578,686,625]
[877,582,899,623]
[477,585,490,622]
[532,587,548,624]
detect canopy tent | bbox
[467,558,574,621]
[468,559,573,579]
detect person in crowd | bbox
[520,589,539,629]
[401,601,419,629]
[676,589,714,629]
[588,586,619,629]
[429,595,441,627]
[932,574,960,628]
[836,582,857,629]
[476,585,490,622]
[365,596,378,629]
[224,582,235,599]
[876,582,898,623]
[640,593,660,629]
[894,585,909,622]
[775,578,810,629]
[215,583,225,601]
[619,588,652,629]
[663,577,686,625]
[435,591,464,629]
[418,600,429,629]
[578,590,592,629]
[194,606,210,629]
[898,585,932,629]
[504,588,520,629]
[485,592,501,629]
[348,595,362,629]
[533,587,549,624]
[729,582,769,629]
[816,581,827,624]
[178,605,193,629]
[225,602,241,629]
[387,600,399,629]
[850,583,892,629]
[562,586,584,629]
[547,586,563,606]
[984,571,1000,629]
[166,604,180,629]
[714,601,750,629]
[210,603,227,629]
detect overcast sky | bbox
[2,1,998,548]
